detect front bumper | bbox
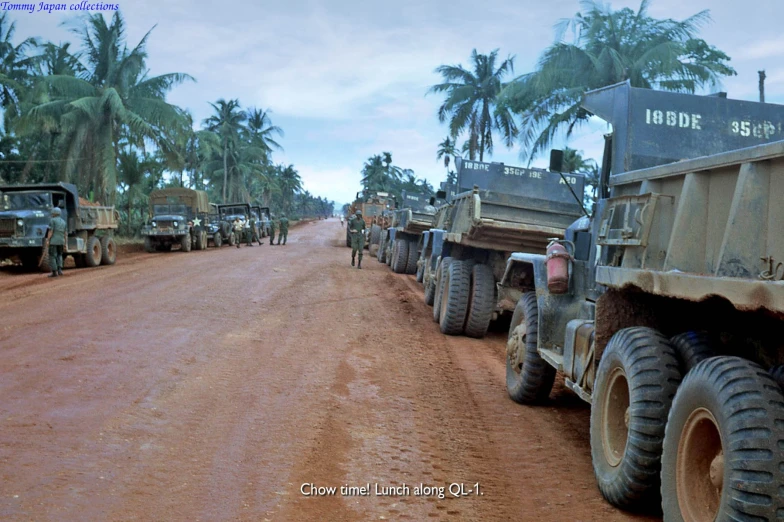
[0,237,43,248]
[142,227,187,237]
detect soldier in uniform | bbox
[244,216,254,247]
[250,214,262,245]
[348,209,366,268]
[340,215,344,227]
[233,217,244,249]
[46,207,67,277]
[277,214,289,245]
[269,215,277,246]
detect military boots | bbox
[357,258,362,269]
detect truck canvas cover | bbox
[149,188,210,213]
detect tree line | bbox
[360,0,737,214]
[0,11,334,236]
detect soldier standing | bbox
[233,217,244,249]
[250,215,262,245]
[277,214,289,245]
[46,207,67,277]
[269,215,277,246]
[244,217,254,247]
[348,209,366,268]
[340,215,344,227]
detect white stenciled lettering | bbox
[666,111,676,126]
[646,108,702,130]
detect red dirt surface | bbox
[0,219,659,521]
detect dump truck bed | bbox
[444,162,586,252]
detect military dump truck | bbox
[0,182,119,270]
[503,81,784,519]
[141,188,212,253]
[345,190,395,248]
[385,190,437,274]
[217,203,252,245]
[426,158,585,338]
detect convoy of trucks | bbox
[373,80,784,519]
[6,73,784,520]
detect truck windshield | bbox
[1,192,51,210]
[221,207,246,217]
[153,204,188,215]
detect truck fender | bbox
[500,253,547,289]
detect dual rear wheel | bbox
[505,315,784,519]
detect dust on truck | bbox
[0,182,119,270]
[503,80,784,519]
[141,188,212,252]
[386,189,437,275]
[427,157,585,338]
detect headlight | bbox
[173,221,179,228]
[151,221,157,227]
[16,219,23,227]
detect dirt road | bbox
[0,219,658,521]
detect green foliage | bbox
[499,0,737,162]
[359,151,433,205]
[0,13,332,236]
[428,49,517,161]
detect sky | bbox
[10,0,784,207]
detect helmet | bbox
[355,210,362,216]
[52,207,61,216]
[281,213,286,218]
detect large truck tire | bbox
[180,233,192,252]
[345,228,351,247]
[386,243,392,266]
[416,257,425,283]
[369,244,379,257]
[433,257,452,322]
[405,240,418,275]
[85,235,102,267]
[370,225,381,245]
[661,356,784,521]
[213,232,222,248]
[377,238,386,263]
[143,236,155,253]
[392,238,409,274]
[228,232,236,247]
[439,260,471,335]
[590,327,681,509]
[464,263,495,338]
[195,230,206,250]
[669,331,715,373]
[506,292,555,403]
[100,235,117,265]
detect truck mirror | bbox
[429,197,436,205]
[549,149,564,173]
[436,190,446,199]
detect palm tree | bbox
[436,136,459,175]
[17,12,192,203]
[277,164,302,214]
[500,0,737,161]
[428,49,517,161]
[203,98,246,202]
[0,13,38,128]
[246,107,283,156]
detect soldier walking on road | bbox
[348,210,365,268]
[340,215,344,227]
[46,207,67,278]
[233,217,243,249]
[277,214,289,245]
[269,215,277,246]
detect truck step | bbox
[538,348,563,371]
[564,378,592,404]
